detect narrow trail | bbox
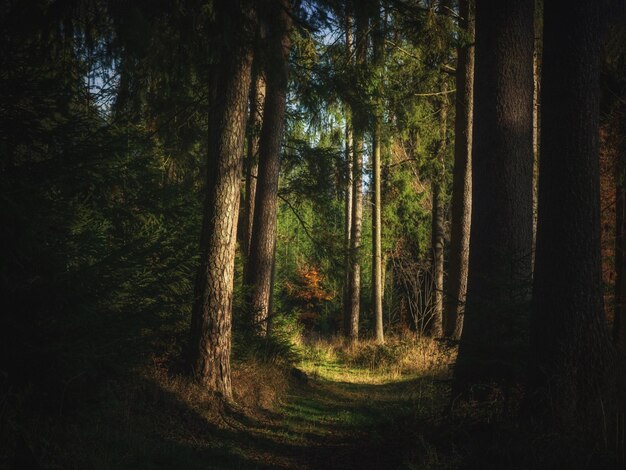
[219,361,450,470]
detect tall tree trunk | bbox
[530,0,615,425]
[444,0,474,340]
[531,7,541,266]
[430,85,448,338]
[343,4,354,337]
[614,101,626,354]
[242,66,266,259]
[373,121,384,343]
[372,0,384,344]
[189,0,255,400]
[615,179,626,352]
[244,0,291,336]
[454,0,534,391]
[347,2,368,343]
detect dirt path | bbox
[224,362,449,469]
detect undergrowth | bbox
[297,332,455,383]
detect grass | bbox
[4,332,622,469]
[296,333,455,384]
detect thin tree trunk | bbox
[430,85,448,338]
[531,1,542,269]
[243,67,266,259]
[372,0,384,344]
[373,121,384,343]
[530,0,615,425]
[615,181,625,351]
[244,0,291,337]
[444,0,474,340]
[347,2,368,343]
[343,4,354,337]
[431,183,444,337]
[454,0,534,391]
[614,101,626,354]
[348,135,364,342]
[189,0,255,400]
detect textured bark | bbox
[372,0,384,344]
[454,0,534,390]
[244,0,291,336]
[614,102,626,354]
[347,2,367,343]
[616,182,626,352]
[242,67,266,259]
[430,87,448,338]
[444,0,474,340]
[189,0,255,400]
[431,182,444,338]
[343,4,354,337]
[373,122,384,343]
[530,0,615,423]
[348,135,364,342]
[531,13,541,265]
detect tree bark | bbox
[347,2,368,343]
[373,121,384,343]
[531,8,541,267]
[530,0,615,424]
[454,0,534,391]
[343,3,354,337]
[189,0,255,400]
[372,0,384,344]
[615,180,626,352]
[242,66,266,259]
[430,86,448,338]
[444,0,474,340]
[244,0,291,337]
[614,100,626,354]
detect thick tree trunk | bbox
[530,0,615,425]
[189,0,255,400]
[454,0,534,391]
[346,2,367,343]
[244,0,291,337]
[242,67,266,259]
[444,0,474,340]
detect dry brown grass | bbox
[297,331,456,384]
[144,357,292,425]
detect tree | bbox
[343,1,354,338]
[454,0,534,391]
[615,162,626,352]
[430,84,448,338]
[189,0,255,399]
[530,0,615,423]
[444,0,474,340]
[346,1,368,342]
[372,0,385,344]
[244,0,292,336]
[242,64,266,259]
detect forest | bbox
[1,0,626,468]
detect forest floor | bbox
[210,355,452,469]
[62,337,461,470]
[9,335,619,469]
